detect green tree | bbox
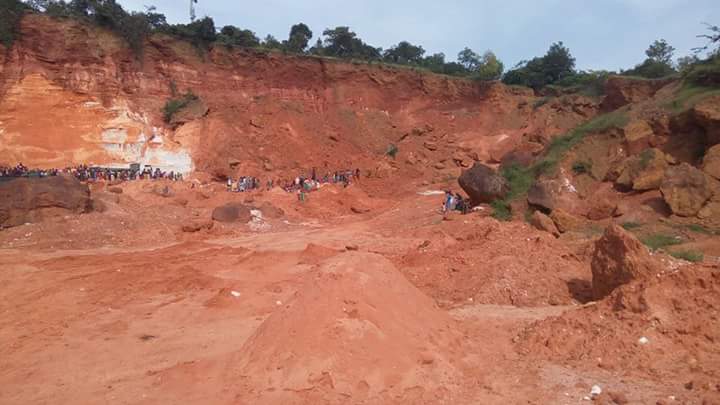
[502,42,575,88]
[321,26,380,59]
[308,37,324,55]
[262,34,283,50]
[677,55,700,72]
[218,25,259,48]
[383,41,425,64]
[0,0,26,47]
[457,47,481,71]
[475,51,504,81]
[646,39,675,64]
[286,23,312,53]
[421,52,446,72]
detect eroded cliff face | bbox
[0,14,597,178]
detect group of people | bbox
[0,163,184,182]
[226,168,362,198]
[443,190,469,217]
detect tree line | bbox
[1,0,718,90]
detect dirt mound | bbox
[0,175,92,228]
[297,243,341,265]
[458,163,509,205]
[591,224,659,299]
[231,252,464,404]
[518,264,720,403]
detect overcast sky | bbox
[116,0,719,71]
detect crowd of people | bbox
[226,168,361,198]
[0,163,183,182]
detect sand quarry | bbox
[0,178,717,405]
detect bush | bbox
[622,59,677,79]
[385,144,398,159]
[621,222,642,230]
[641,233,682,251]
[0,0,26,47]
[491,200,512,221]
[670,250,704,263]
[572,160,592,174]
[163,90,199,123]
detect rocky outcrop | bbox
[181,220,214,233]
[660,163,714,217]
[691,95,720,146]
[0,175,92,228]
[586,198,617,220]
[621,120,654,155]
[591,225,658,300]
[615,148,668,191]
[212,203,253,223]
[529,211,560,237]
[600,76,673,111]
[527,180,557,211]
[550,208,584,233]
[458,163,509,205]
[703,144,720,180]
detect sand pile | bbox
[231,252,465,404]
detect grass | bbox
[621,222,642,231]
[664,84,720,113]
[670,250,704,263]
[491,200,512,222]
[641,233,683,251]
[685,224,714,235]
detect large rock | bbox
[615,148,668,191]
[621,120,654,155]
[691,95,720,146]
[211,203,253,223]
[0,175,92,228]
[703,144,720,180]
[457,163,509,205]
[600,76,672,111]
[660,163,714,217]
[527,180,557,211]
[591,225,658,300]
[529,211,560,237]
[550,208,584,233]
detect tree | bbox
[308,38,324,56]
[502,42,575,88]
[218,25,259,48]
[677,55,700,72]
[0,0,26,47]
[694,23,720,54]
[623,59,676,78]
[383,41,425,64]
[475,51,504,81]
[262,34,283,50]
[457,47,481,71]
[286,23,312,53]
[421,52,446,72]
[646,39,675,64]
[321,26,380,59]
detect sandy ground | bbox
[1,183,718,404]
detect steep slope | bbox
[0,14,597,188]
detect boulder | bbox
[615,148,668,191]
[660,163,713,217]
[600,76,672,111]
[458,163,509,205]
[0,175,92,228]
[527,180,557,211]
[550,208,584,233]
[621,120,654,155]
[107,186,123,194]
[529,211,560,237]
[702,144,720,180]
[591,225,658,300]
[182,220,214,233]
[212,203,253,223]
[587,198,616,221]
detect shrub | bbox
[670,250,704,263]
[641,233,682,251]
[0,0,26,47]
[572,160,592,174]
[491,200,512,221]
[385,144,398,159]
[163,90,199,123]
[621,222,642,230]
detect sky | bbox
[116,0,719,71]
